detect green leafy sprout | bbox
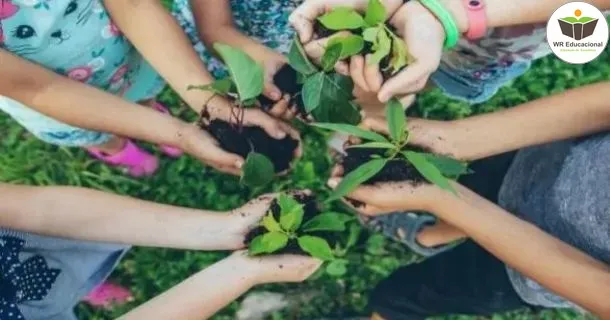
[317,0,412,75]
[313,99,469,202]
[287,37,362,125]
[249,194,355,271]
[188,44,275,188]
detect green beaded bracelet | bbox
[417,0,460,49]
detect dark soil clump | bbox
[258,65,307,117]
[314,20,335,39]
[204,119,298,173]
[342,147,426,185]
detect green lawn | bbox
[1,29,608,320]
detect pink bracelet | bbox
[462,0,487,40]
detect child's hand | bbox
[178,123,245,175]
[375,1,446,102]
[360,115,462,160]
[261,58,303,121]
[289,0,404,43]
[327,174,450,215]
[229,251,322,285]
[207,96,299,141]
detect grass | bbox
[1,20,608,320]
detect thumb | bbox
[378,63,431,102]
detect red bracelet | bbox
[462,0,487,40]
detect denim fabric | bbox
[0,229,128,320]
[430,60,532,104]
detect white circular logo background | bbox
[546,2,609,64]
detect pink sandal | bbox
[87,139,159,177]
[150,101,184,158]
[83,281,134,309]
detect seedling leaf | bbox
[420,154,469,178]
[364,0,386,27]
[278,194,305,231]
[262,213,282,232]
[288,37,318,76]
[318,7,365,30]
[389,34,409,74]
[345,223,362,250]
[303,72,325,112]
[311,123,389,143]
[385,98,406,142]
[370,28,391,64]
[249,232,289,256]
[347,142,396,149]
[241,153,275,187]
[403,151,455,194]
[322,42,343,72]
[328,34,365,59]
[213,43,264,101]
[329,158,387,201]
[326,259,348,276]
[187,78,233,96]
[363,27,379,42]
[302,212,353,232]
[298,235,334,260]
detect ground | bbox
[0,14,608,320]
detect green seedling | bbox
[188,44,275,188]
[317,0,412,75]
[286,37,362,125]
[249,193,354,273]
[313,99,469,201]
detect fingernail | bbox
[271,91,281,100]
[275,131,287,139]
[327,178,339,188]
[235,160,244,169]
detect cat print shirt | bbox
[0,0,163,101]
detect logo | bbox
[547,2,608,64]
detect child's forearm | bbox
[192,0,285,64]
[118,254,257,320]
[0,184,239,250]
[450,82,610,160]
[104,0,218,113]
[441,0,610,33]
[433,184,610,316]
[0,49,185,148]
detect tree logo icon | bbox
[558,9,599,40]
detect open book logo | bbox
[558,10,599,40]
[547,2,608,64]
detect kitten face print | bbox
[0,0,97,56]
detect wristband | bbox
[462,0,487,40]
[417,0,460,49]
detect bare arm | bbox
[444,82,610,160]
[0,49,184,147]
[436,184,610,317]
[339,181,610,317]
[118,252,321,320]
[192,0,284,64]
[0,183,271,250]
[442,0,610,32]
[103,0,219,114]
